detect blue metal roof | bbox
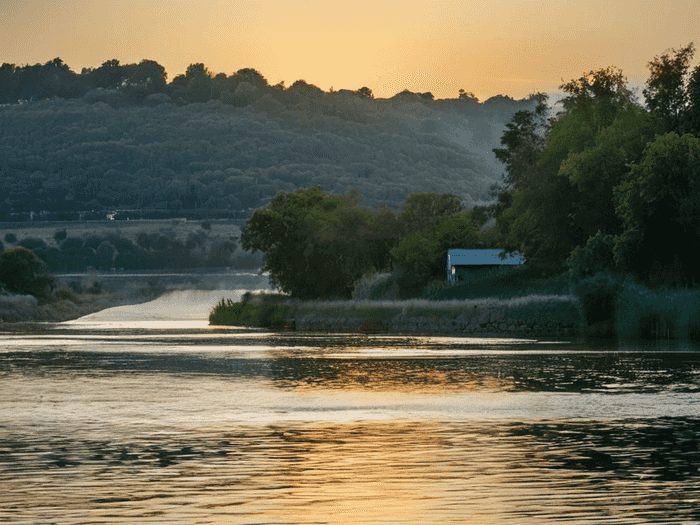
[447,249,525,266]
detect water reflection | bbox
[1,419,698,524]
[1,316,700,523]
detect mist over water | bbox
[1,275,699,523]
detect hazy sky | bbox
[2,0,698,100]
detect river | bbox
[1,284,699,524]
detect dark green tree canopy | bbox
[241,187,399,299]
[614,132,700,286]
[0,247,55,299]
[644,43,695,132]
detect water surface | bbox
[1,289,699,524]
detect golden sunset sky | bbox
[2,0,698,100]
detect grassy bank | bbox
[209,292,581,338]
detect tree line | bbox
[241,43,700,301]
[241,187,492,299]
[1,63,536,215]
[490,43,700,288]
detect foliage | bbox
[613,132,700,286]
[568,232,618,282]
[397,192,463,235]
[493,93,548,191]
[644,43,696,133]
[391,212,481,296]
[1,222,248,272]
[572,272,623,327]
[0,247,55,300]
[241,187,402,299]
[616,281,700,341]
[492,60,669,273]
[209,293,291,328]
[421,266,569,300]
[0,92,527,213]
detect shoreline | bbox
[211,294,584,339]
[0,290,162,325]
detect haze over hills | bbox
[0,60,538,216]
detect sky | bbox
[1,0,699,101]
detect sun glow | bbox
[2,0,697,100]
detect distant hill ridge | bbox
[0,88,537,215]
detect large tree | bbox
[492,67,647,272]
[644,43,695,133]
[241,187,397,299]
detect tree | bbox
[241,187,395,299]
[685,63,700,136]
[230,68,268,89]
[493,93,548,191]
[126,59,168,93]
[398,192,463,236]
[391,212,480,295]
[184,63,212,103]
[458,89,478,102]
[614,132,700,286]
[355,86,374,99]
[0,247,55,299]
[644,43,695,133]
[492,67,648,272]
[89,59,124,89]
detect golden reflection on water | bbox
[2,318,700,523]
[285,364,515,395]
[5,418,685,524]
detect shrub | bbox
[54,229,68,242]
[54,287,80,303]
[422,266,569,300]
[0,247,55,300]
[4,233,17,244]
[573,272,623,326]
[209,293,292,328]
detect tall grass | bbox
[209,293,292,328]
[616,282,700,340]
[421,266,570,300]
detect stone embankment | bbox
[292,297,581,338]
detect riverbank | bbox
[0,288,163,324]
[210,294,582,339]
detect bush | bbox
[54,229,68,242]
[573,272,623,327]
[209,293,292,328]
[54,286,80,303]
[4,233,17,244]
[0,247,56,300]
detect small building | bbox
[447,249,525,285]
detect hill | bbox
[0,90,536,216]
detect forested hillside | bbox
[0,57,537,215]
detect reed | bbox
[616,282,700,340]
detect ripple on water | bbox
[0,418,699,524]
